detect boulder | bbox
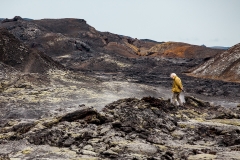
[126,142,158,155]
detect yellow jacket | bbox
[172,76,183,93]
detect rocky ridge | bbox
[189,43,240,82]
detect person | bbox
[170,73,184,106]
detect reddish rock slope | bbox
[148,42,224,59]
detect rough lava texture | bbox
[0,97,240,159]
[189,43,240,82]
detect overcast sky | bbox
[1,0,240,47]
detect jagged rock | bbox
[0,154,10,160]
[124,143,157,156]
[1,16,23,23]
[82,144,94,151]
[75,40,91,51]
[12,122,36,134]
[0,97,240,159]
[185,96,210,107]
[188,154,217,160]
[171,130,186,139]
[59,107,105,124]
[101,149,118,158]
[80,150,97,156]
[147,134,165,144]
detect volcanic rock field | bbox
[0,16,240,159]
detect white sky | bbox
[1,0,240,47]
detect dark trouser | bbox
[172,92,182,106]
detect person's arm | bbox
[175,78,183,91]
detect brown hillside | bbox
[189,43,240,82]
[0,17,157,70]
[0,16,225,72]
[149,42,224,59]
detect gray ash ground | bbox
[82,55,240,106]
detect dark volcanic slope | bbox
[189,43,240,82]
[0,28,63,73]
[0,16,224,70]
[0,17,141,69]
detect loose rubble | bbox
[0,96,239,159]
